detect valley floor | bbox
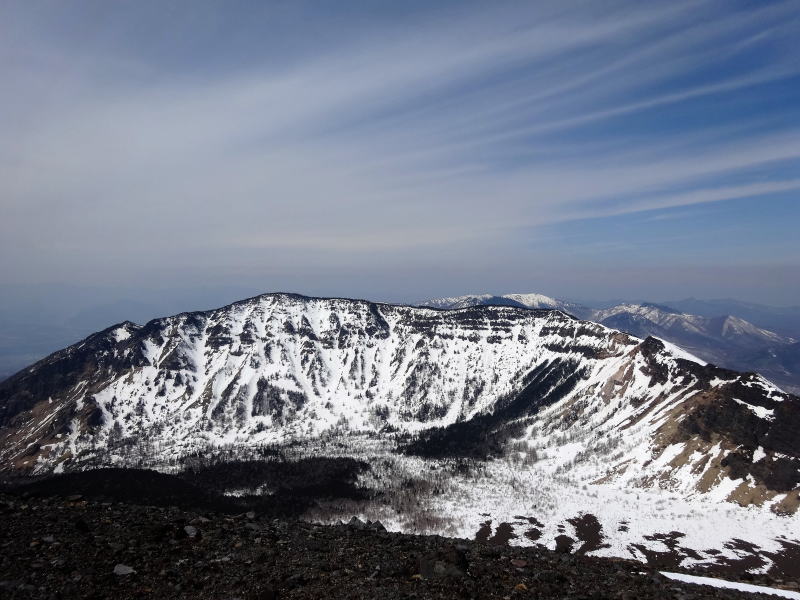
[35,434,800,583]
[313,453,800,580]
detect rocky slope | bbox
[2,480,798,600]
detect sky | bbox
[1,0,799,311]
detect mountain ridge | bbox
[422,292,799,393]
[1,292,797,514]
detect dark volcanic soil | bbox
[1,492,794,600]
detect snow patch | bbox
[732,398,775,420]
[661,572,800,599]
[655,338,707,365]
[112,327,132,342]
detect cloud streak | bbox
[0,0,798,302]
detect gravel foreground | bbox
[1,492,796,600]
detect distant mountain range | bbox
[661,298,800,339]
[421,294,800,394]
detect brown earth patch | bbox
[772,490,800,515]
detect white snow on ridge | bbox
[421,292,567,311]
[502,292,562,308]
[732,398,775,420]
[420,294,495,309]
[656,337,707,365]
[661,572,800,599]
[720,316,791,344]
[111,326,132,342]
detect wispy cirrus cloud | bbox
[0,0,798,302]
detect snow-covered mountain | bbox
[422,294,799,393]
[420,292,588,315]
[593,303,790,347]
[1,293,797,513]
[590,303,798,392]
[663,297,800,339]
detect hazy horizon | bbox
[3,278,800,382]
[1,0,799,310]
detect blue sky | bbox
[1,0,799,306]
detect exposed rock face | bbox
[0,293,798,513]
